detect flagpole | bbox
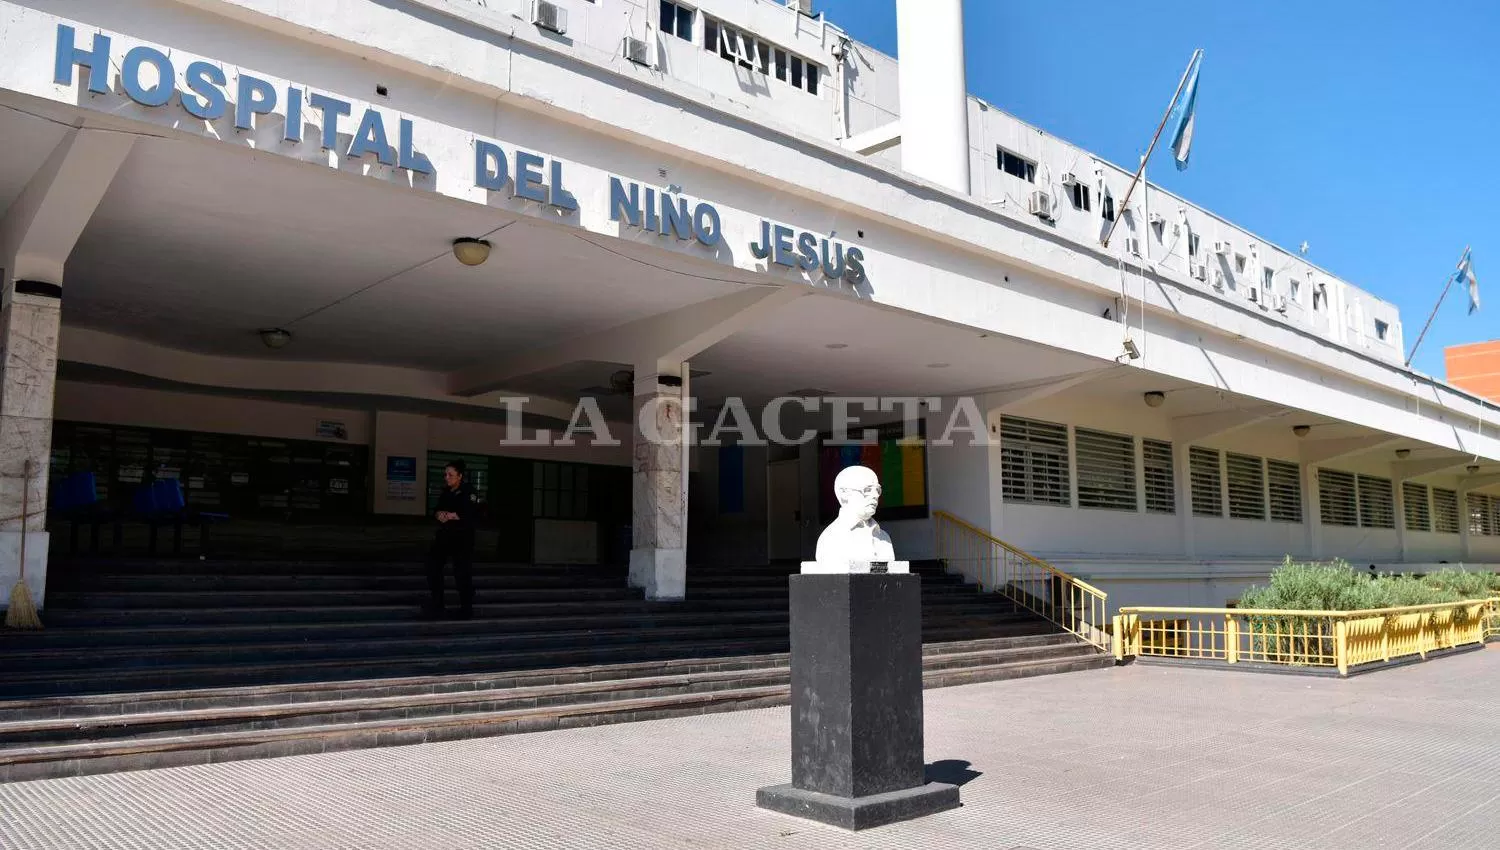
[1102,48,1201,249]
[1404,244,1470,368]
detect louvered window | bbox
[1226,453,1266,520]
[1189,447,1222,517]
[1075,428,1136,511]
[1469,493,1493,536]
[1402,482,1431,532]
[1000,417,1070,506]
[1142,439,1175,514]
[1356,475,1395,529]
[1266,460,1302,523]
[1318,469,1357,527]
[1492,496,1500,538]
[1433,488,1460,534]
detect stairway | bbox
[0,558,1111,782]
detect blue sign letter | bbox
[398,118,434,175]
[475,140,510,191]
[772,225,797,268]
[308,93,351,150]
[514,151,547,202]
[549,160,578,211]
[609,177,641,227]
[347,108,396,165]
[54,24,112,96]
[234,73,277,131]
[121,46,174,107]
[183,61,227,120]
[693,204,723,248]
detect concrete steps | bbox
[0,557,1112,780]
[0,635,1110,782]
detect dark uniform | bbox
[426,481,478,616]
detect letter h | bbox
[54,24,113,96]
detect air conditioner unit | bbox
[1124,237,1142,257]
[1275,295,1289,313]
[1214,240,1231,256]
[622,36,652,66]
[1148,212,1164,227]
[1061,172,1080,186]
[533,0,568,34]
[1212,270,1225,290]
[1191,264,1208,282]
[1028,190,1053,220]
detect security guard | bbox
[425,460,479,619]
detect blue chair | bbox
[133,478,229,556]
[51,471,113,554]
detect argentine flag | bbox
[1459,248,1481,314]
[1166,52,1203,171]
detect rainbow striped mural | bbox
[818,422,928,523]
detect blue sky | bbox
[812,0,1499,378]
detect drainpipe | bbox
[894,0,971,194]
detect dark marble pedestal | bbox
[756,573,959,830]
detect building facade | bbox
[1446,341,1500,404]
[1,0,1498,616]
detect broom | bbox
[6,459,42,629]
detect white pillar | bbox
[628,366,687,600]
[0,130,133,610]
[895,0,971,194]
[1174,441,1194,559]
[1460,491,1474,562]
[1303,463,1322,559]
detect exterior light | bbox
[1468,465,1481,474]
[1292,425,1311,437]
[1394,449,1411,459]
[1122,338,1141,360]
[258,328,292,349]
[452,237,492,266]
[1143,391,1166,408]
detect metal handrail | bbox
[933,509,1109,652]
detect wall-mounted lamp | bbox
[1292,425,1311,437]
[1122,338,1141,360]
[1395,449,1411,459]
[1143,391,1166,408]
[452,237,492,266]
[258,328,292,350]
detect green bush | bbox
[1235,560,1499,663]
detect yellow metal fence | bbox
[933,510,1109,652]
[1115,598,1500,675]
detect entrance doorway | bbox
[767,459,802,561]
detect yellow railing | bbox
[933,510,1109,652]
[1114,598,1500,675]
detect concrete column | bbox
[1173,441,1194,559]
[1393,479,1408,563]
[1303,464,1322,559]
[628,366,686,600]
[0,130,133,610]
[1460,491,1474,562]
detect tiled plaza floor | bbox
[3,648,1500,849]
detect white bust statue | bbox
[802,465,908,574]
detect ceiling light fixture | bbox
[1468,464,1481,474]
[452,237,492,266]
[825,343,849,350]
[1394,449,1411,459]
[258,328,292,349]
[926,362,950,369]
[1143,391,1166,408]
[1292,425,1311,437]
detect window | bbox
[1000,417,1070,506]
[1188,233,1200,257]
[1101,191,1116,222]
[1262,267,1275,295]
[1189,446,1222,517]
[1069,182,1091,212]
[1075,428,1135,511]
[660,1,694,41]
[1143,439,1175,514]
[1267,459,1302,523]
[998,147,1036,183]
[1318,468,1358,526]
[1433,488,1460,534]
[703,17,820,93]
[1403,481,1431,532]
[1234,254,1247,274]
[1357,475,1395,529]
[1469,492,1493,536]
[1226,453,1266,520]
[1290,279,1301,303]
[1313,285,1325,311]
[1374,319,1389,341]
[533,461,590,520]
